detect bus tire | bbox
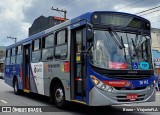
[13,78,20,95]
[53,82,66,108]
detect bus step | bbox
[71,100,86,105]
[23,89,30,93]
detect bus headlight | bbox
[147,84,154,90]
[101,84,106,90]
[108,86,113,92]
[147,86,151,90]
[90,75,108,91]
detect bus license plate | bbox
[127,94,138,100]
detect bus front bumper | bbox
[89,86,155,106]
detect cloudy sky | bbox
[0,0,160,46]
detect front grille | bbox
[104,74,152,80]
[114,86,147,90]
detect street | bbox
[0,79,160,115]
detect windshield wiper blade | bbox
[108,26,125,49]
[121,36,127,61]
[131,38,139,61]
[137,31,143,49]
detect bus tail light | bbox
[64,61,70,72]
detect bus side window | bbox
[32,39,41,62]
[6,49,10,65]
[55,29,68,59]
[16,46,22,64]
[42,34,54,61]
[11,48,16,64]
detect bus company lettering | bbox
[103,80,130,87]
[45,64,60,73]
[34,64,42,67]
[139,80,149,85]
[48,64,60,68]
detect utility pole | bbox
[51,7,67,21]
[7,36,17,43]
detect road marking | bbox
[113,104,131,106]
[0,100,7,104]
[156,93,160,96]
[122,104,131,106]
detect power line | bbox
[116,0,146,10]
[61,0,82,10]
[136,5,160,14]
[56,0,73,8]
[139,8,160,16]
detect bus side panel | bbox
[29,64,38,93]
[30,62,44,95]
[4,64,23,90]
[4,65,14,87]
[43,61,71,101]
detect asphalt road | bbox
[0,79,160,115]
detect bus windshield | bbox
[90,30,152,70]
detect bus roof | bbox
[71,11,150,24]
[6,11,150,49]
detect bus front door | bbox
[23,44,30,91]
[71,28,86,102]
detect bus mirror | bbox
[87,29,94,42]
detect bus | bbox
[4,11,155,108]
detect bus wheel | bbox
[53,83,66,108]
[13,78,20,95]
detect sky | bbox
[1,0,160,46]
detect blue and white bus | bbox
[4,11,155,108]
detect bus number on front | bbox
[139,80,148,85]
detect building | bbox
[151,28,160,51]
[152,28,160,69]
[29,16,65,36]
[151,28,160,87]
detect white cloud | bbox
[0,0,32,46]
[0,0,160,46]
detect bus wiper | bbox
[131,31,148,61]
[121,36,127,61]
[131,38,139,61]
[137,31,143,49]
[108,26,125,49]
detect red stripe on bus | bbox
[102,80,129,87]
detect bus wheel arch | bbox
[13,76,20,95]
[50,77,66,108]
